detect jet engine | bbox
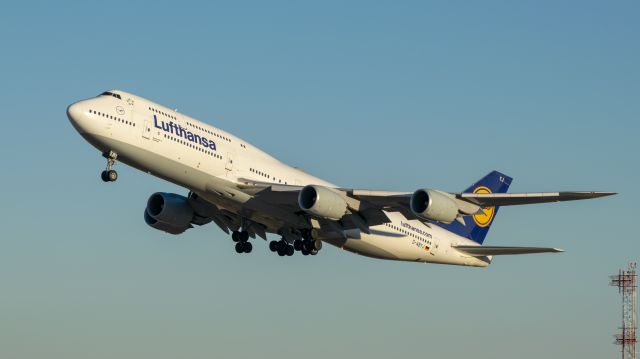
[298,185,348,220]
[144,192,195,234]
[409,189,459,224]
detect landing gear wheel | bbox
[293,239,303,251]
[106,170,118,182]
[101,171,109,182]
[301,249,310,256]
[269,241,278,252]
[277,241,287,256]
[302,239,312,252]
[286,245,294,256]
[235,242,244,253]
[243,242,252,253]
[239,231,249,242]
[232,231,240,242]
[312,240,322,251]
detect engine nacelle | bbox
[144,192,194,234]
[144,209,190,235]
[298,185,348,220]
[409,189,459,224]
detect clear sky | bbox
[0,1,638,358]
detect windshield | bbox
[99,91,122,100]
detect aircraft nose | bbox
[66,101,82,123]
[66,101,88,133]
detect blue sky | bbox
[0,1,638,358]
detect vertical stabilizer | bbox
[439,171,512,244]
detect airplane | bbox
[66,90,615,267]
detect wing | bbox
[351,190,616,222]
[231,177,615,234]
[453,245,564,256]
[354,190,617,208]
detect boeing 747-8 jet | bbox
[67,90,615,267]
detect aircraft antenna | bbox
[611,262,637,359]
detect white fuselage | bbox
[67,90,488,267]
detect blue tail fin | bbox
[439,171,512,244]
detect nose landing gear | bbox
[100,151,118,182]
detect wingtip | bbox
[553,248,565,253]
[564,191,618,199]
[592,192,618,199]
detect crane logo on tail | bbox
[472,186,495,227]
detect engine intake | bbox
[409,189,459,224]
[144,192,194,234]
[298,185,348,220]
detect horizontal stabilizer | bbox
[453,245,564,256]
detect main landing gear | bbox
[298,238,321,256]
[269,239,294,256]
[232,230,252,254]
[100,150,118,182]
[269,238,321,257]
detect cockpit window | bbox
[99,91,122,100]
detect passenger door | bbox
[225,152,233,171]
[142,120,152,140]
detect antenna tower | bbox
[611,262,637,359]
